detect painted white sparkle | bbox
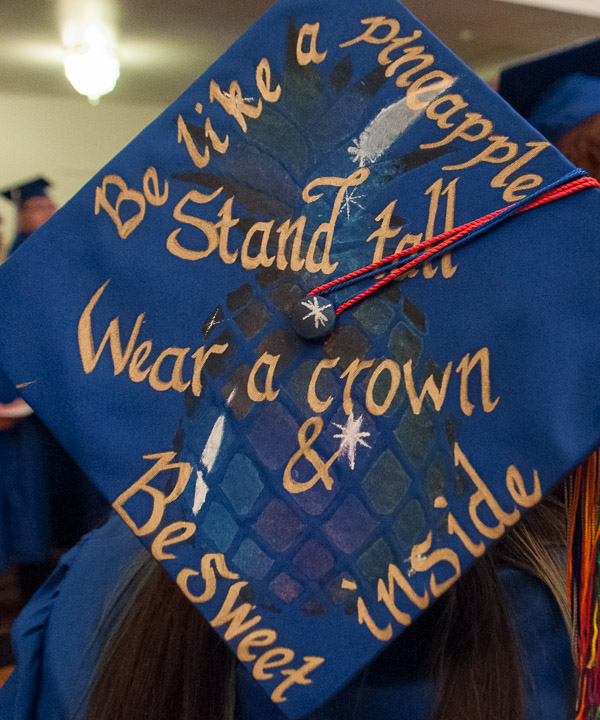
[301,297,330,330]
[340,186,366,220]
[332,411,371,470]
[222,89,257,103]
[204,311,221,333]
[347,79,456,167]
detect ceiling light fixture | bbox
[63,24,120,104]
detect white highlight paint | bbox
[192,395,234,515]
[192,469,210,515]
[332,411,372,470]
[201,414,225,473]
[348,81,455,167]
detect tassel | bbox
[567,451,600,719]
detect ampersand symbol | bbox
[283,417,341,494]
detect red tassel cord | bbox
[568,452,600,720]
[308,170,600,717]
[309,170,600,316]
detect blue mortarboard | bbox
[0,2,600,718]
[499,38,600,143]
[1,177,51,208]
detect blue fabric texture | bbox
[498,38,600,135]
[0,370,106,572]
[0,516,573,720]
[0,368,49,569]
[8,233,30,256]
[0,418,50,570]
[0,516,143,720]
[528,74,600,143]
[0,415,109,571]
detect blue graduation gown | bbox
[0,367,108,573]
[0,371,50,571]
[0,514,574,720]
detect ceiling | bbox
[1,0,600,107]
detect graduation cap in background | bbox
[1,177,52,208]
[499,37,600,143]
[0,1,599,717]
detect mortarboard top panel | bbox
[0,177,51,208]
[499,37,600,134]
[0,0,599,717]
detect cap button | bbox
[290,295,336,340]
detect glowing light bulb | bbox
[64,30,120,104]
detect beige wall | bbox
[0,92,164,256]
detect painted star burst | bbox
[340,186,366,219]
[301,297,329,329]
[332,411,371,470]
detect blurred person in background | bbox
[499,38,600,182]
[0,178,108,611]
[2,177,56,256]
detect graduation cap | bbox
[499,38,600,143]
[1,177,52,208]
[0,1,599,717]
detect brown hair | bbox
[431,489,572,720]
[85,560,236,720]
[557,112,600,182]
[85,492,571,720]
